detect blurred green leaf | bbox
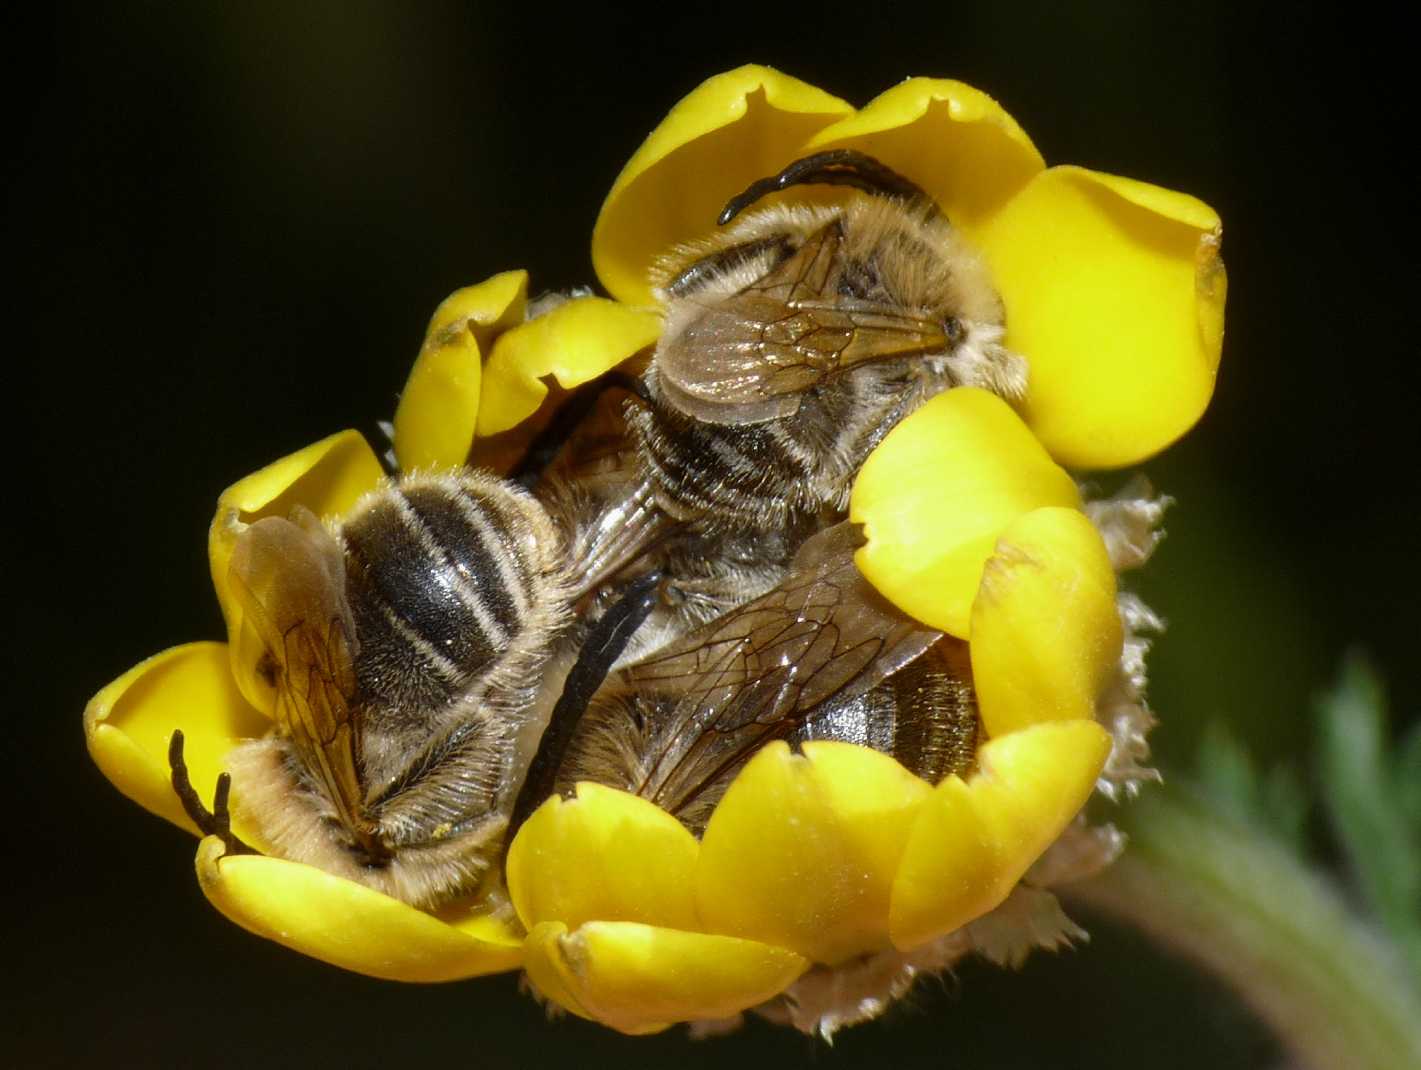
[1315,652,1421,985]
[1195,721,1309,856]
[1072,653,1421,1070]
[1073,779,1421,1070]
[1307,647,1421,983]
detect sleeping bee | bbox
[561,150,1025,657]
[174,470,579,908]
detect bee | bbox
[174,470,581,908]
[512,522,979,837]
[553,151,1026,658]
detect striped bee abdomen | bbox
[341,472,548,717]
[630,399,815,530]
[791,635,978,785]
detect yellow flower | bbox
[592,65,1225,471]
[85,66,1216,1033]
[83,277,655,982]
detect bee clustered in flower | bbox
[84,66,1224,1036]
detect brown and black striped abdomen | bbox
[341,473,542,718]
[631,399,814,530]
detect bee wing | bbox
[657,221,949,425]
[228,510,368,836]
[616,524,940,818]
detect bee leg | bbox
[507,370,651,491]
[167,730,255,857]
[503,569,664,850]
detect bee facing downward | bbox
[195,471,577,909]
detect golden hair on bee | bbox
[652,194,1027,405]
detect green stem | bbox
[1066,786,1421,1070]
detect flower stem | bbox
[1066,785,1421,1070]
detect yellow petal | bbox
[850,388,1081,637]
[696,741,932,964]
[392,270,529,472]
[433,898,529,947]
[476,297,661,436]
[973,166,1226,468]
[524,920,807,1035]
[592,65,854,305]
[84,642,268,835]
[971,508,1123,738]
[207,430,384,715]
[506,782,700,933]
[888,721,1110,950]
[194,837,523,982]
[804,78,1043,230]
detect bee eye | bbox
[944,317,964,345]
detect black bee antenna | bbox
[168,730,255,857]
[717,149,940,226]
[502,570,663,854]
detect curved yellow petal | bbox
[195,836,523,982]
[506,782,700,934]
[207,430,384,716]
[592,65,854,305]
[973,166,1226,469]
[971,508,1123,738]
[208,429,384,616]
[850,388,1081,637]
[84,642,268,835]
[888,721,1110,950]
[524,920,808,1035]
[393,270,529,472]
[697,741,932,965]
[804,78,1043,231]
[434,898,529,946]
[476,297,661,437]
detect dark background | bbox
[12,4,1414,1067]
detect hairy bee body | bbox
[226,470,575,908]
[644,197,1021,482]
